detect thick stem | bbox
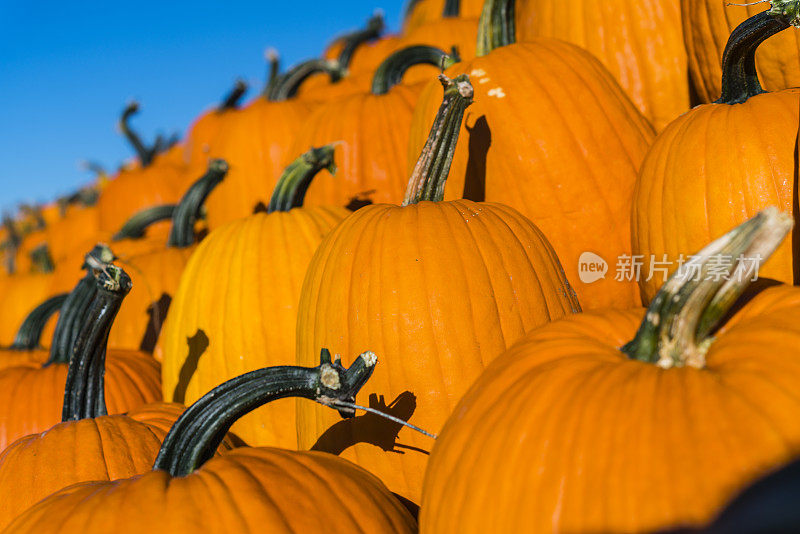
[10,293,68,350]
[29,244,54,274]
[715,6,796,104]
[154,348,377,477]
[268,146,336,212]
[268,59,346,101]
[62,263,132,422]
[403,74,474,205]
[476,0,516,57]
[443,0,460,17]
[263,48,281,97]
[218,79,248,112]
[47,245,116,366]
[112,204,176,241]
[167,159,229,248]
[119,102,154,166]
[622,207,793,369]
[371,45,458,95]
[337,13,385,70]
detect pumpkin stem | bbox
[716,4,800,104]
[268,59,346,101]
[403,74,474,205]
[112,204,176,241]
[119,102,155,167]
[443,0,461,17]
[218,79,248,112]
[10,293,68,350]
[47,245,116,366]
[167,159,229,248]
[153,348,377,477]
[62,263,132,422]
[622,207,792,369]
[80,160,108,179]
[268,146,337,213]
[263,48,281,97]
[476,0,516,57]
[371,45,458,95]
[29,244,54,274]
[337,12,385,70]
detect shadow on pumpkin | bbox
[172,329,209,403]
[462,115,491,202]
[310,391,429,456]
[139,292,172,353]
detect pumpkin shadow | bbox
[792,121,799,285]
[139,292,172,353]
[310,391,427,456]
[346,191,376,212]
[462,115,491,202]
[172,329,209,403]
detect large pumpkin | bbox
[408,0,655,310]
[515,0,688,130]
[295,74,580,504]
[421,208,800,533]
[633,6,800,304]
[159,146,348,448]
[683,0,800,103]
[4,352,416,534]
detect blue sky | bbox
[0,1,404,212]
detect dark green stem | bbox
[263,48,281,97]
[371,45,458,95]
[10,293,68,350]
[715,7,794,104]
[402,74,474,205]
[62,264,132,422]
[622,208,792,368]
[167,159,228,248]
[443,0,460,17]
[268,146,337,212]
[112,204,176,241]
[47,245,116,366]
[154,348,377,477]
[218,79,248,112]
[337,13,385,70]
[476,0,516,57]
[29,244,54,274]
[268,59,346,101]
[119,102,154,166]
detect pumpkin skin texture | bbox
[4,447,416,534]
[421,284,800,533]
[682,1,800,104]
[408,41,655,310]
[0,273,54,346]
[632,91,799,304]
[404,0,485,32]
[296,199,580,502]
[516,0,689,130]
[159,206,348,447]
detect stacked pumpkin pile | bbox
[3,0,800,532]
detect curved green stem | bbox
[10,293,67,350]
[119,102,154,166]
[62,263,132,422]
[372,45,458,95]
[263,48,281,97]
[268,146,336,212]
[268,59,346,101]
[403,74,474,205]
[622,207,792,369]
[167,159,228,248]
[112,204,176,241]
[337,13,385,70]
[154,349,377,477]
[476,0,516,57]
[47,245,116,366]
[218,79,248,112]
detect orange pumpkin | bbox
[683,0,800,103]
[408,0,655,310]
[403,0,485,33]
[421,208,800,533]
[296,74,580,504]
[5,352,416,534]
[632,6,800,304]
[0,293,65,370]
[159,146,348,447]
[516,0,689,130]
[0,249,161,452]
